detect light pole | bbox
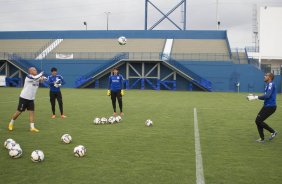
[83,21,87,30]
[104,12,111,30]
[216,0,220,30]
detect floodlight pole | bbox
[83,21,87,30]
[104,12,111,31]
[216,0,220,30]
[145,0,148,30]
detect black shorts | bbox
[17,97,35,112]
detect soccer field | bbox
[0,88,281,184]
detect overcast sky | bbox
[0,0,282,48]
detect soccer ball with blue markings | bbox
[61,134,72,144]
[74,145,86,157]
[9,147,23,159]
[4,138,16,149]
[31,150,45,162]
[6,141,17,150]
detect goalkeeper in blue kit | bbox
[107,68,125,116]
[47,67,66,119]
[247,73,278,143]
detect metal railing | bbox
[170,53,231,61]
[245,46,259,53]
[0,51,232,61]
[0,52,259,65]
[166,59,212,91]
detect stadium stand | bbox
[171,39,230,61]
[0,39,51,53]
[50,39,165,60]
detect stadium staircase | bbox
[161,39,211,91]
[36,39,64,60]
[75,53,129,88]
[6,54,49,87]
[162,59,212,91]
[161,39,174,60]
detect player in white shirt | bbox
[8,67,45,132]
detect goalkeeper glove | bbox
[55,79,61,84]
[247,94,258,101]
[121,90,125,96]
[107,90,111,96]
[54,83,61,88]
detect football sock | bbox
[10,119,14,125]
[30,123,35,129]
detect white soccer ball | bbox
[11,143,21,150]
[61,134,72,144]
[9,147,23,158]
[118,36,127,45]
[6,141,17,150]
[115,115,122,123]
[73,145,86,157]
[31,150,45,162]
[100,117,108,124]
[93,117,101,125]
[4,138,16,149]
[145,119,153,127]
[108,116,116,124]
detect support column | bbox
[157,62,160,79]
[142,62,145,78]
[5,62,9,77]
[126,62,129,80]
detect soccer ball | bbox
[4,138,16,149]
[6,141,17,150]
[145,119,153,127]
[93,117,101,125]
[61,134,72,144]
[73,145,86,157]
[118,36,127,45]
[9,147,23,158]
[11,143,21,150]
[100,117,108,124]
[108,116,116,124]
[31,150,45,162]
[115,115,122,123]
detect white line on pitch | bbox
[194,108,205,184]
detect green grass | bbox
[0,88,281,184]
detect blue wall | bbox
[27,60,111,88]
[0,30,227,40]
[273,75,282,93]
[178,61,279,92]
[6,59,280,92]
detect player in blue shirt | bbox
[247,73,278,143]
[47,67,66,119]
[107,67,125,116]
